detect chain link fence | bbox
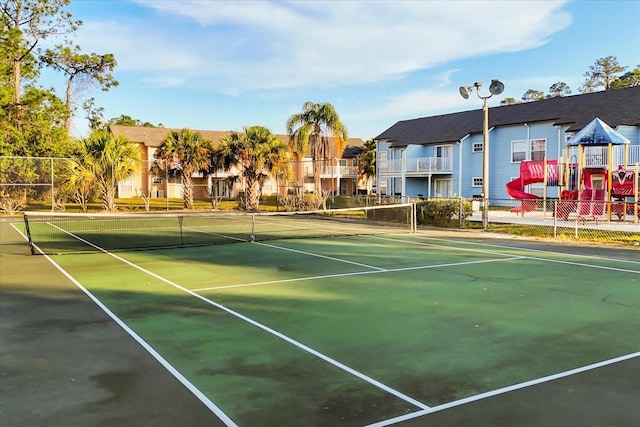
[0,156,369,213]
[470,198,640,247]
[0,156,76,212]
[3,156,638,247]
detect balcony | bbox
[379,156,452,176]
[303,165,359,178]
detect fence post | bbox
[50,157,54,212]
[552,200,557,238]
[165,159,169,211]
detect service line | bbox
[191,256,524,292]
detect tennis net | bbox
[22,203,416,255]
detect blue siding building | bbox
[374,86,640,207]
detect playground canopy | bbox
[566,117,630,146]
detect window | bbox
[530,138,546,161]
[120,178,133,193]
[472,142,483,152]
[472,177,483,187]
[379,151,388,169]
[511,140,527,162]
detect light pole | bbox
[459,79,504,230]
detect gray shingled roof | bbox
[376,86,640,147]
[109,125,364,157]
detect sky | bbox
[45,0,640,141]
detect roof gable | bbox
[566,117,630,146]
[376,86,640,147]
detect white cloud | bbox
[76,0,571,93]
[349,69,475,124]
[76,20,205,72]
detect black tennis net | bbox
[22,203,417,255]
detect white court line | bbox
[412,234,640,266]
[254,240,388,271]
[365,352,640,427]
[525,255,640,275]
[370,234,640,275]
[367,234,533,257]
[37,223,431,412]
[191,256,524,292]
[9,223,238,427]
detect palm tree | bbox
[216,125,289,211]
[64,160,97,212]
[286,102,348,198]
[360,139,376,193]
[76,130,139,211]
[154,128,213,210]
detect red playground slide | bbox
[506,160,559,213]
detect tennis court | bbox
[2,208,639,426]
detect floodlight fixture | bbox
[489,79,505,96]
[459,86,473,99]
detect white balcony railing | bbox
[303,165,359,177]
[379,156,453,174]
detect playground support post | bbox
[607,142,613,221]
[543,157,548,217]
[633,162,640,224]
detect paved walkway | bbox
[471,210,640,233]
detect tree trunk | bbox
[13,58,22,129]
[311,134,322,195]
[245,177,260,211]
[100,181,116,211]
[65,77,73,130]
[182,173,194,210]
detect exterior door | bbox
[435,145,452,170]
[435,179,452,198]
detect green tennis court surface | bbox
[3,219,639,426]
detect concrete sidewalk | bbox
[470,209,640,233]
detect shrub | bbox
[417,199,472,227]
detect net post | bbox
[251,214,256,242]
[178,215,184,245]
[23,213,36,255]
[412,203,417,233]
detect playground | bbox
[506,118,639,222]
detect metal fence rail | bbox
[469,198,640,247]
